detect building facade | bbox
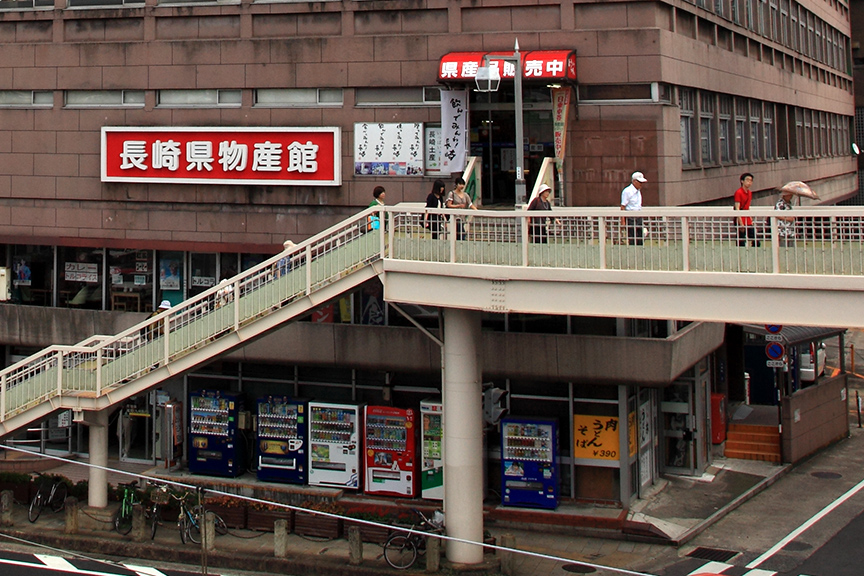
[0,0,854,507]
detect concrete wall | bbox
[781,374,849,464]
[0,304,724,385]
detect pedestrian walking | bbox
[620,171,646,246]
[734,172,759,247]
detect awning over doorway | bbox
[438,50,577,83]
[741,325,846,346]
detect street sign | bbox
[765,334,783,342]
[765,342,785,360]
[766,360,786,368]
[765,325,783,334]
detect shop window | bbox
[65,91,144,108]
[157,90,241,108]
[189,253,217,299]
[108,249,153,313]
[11,245,54,306]
[254,88,343,107]
[0,91,52,108]
[59,247,104,310]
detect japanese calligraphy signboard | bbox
[438,50,577,82]
[573,414,620,461]
[440,90,468,174]
[101,127,341,186]
[354,122,424,176]
[551,86,571,186]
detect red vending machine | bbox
[711,393,727,444]
[364,406,416,497]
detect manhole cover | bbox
[811,471,842,479]
[783,541,812,551]
[562,564,596,573]
[687,547,738,562]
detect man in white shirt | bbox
[620,171,647,245]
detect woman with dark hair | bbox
[424,180,446,239]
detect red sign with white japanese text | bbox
[101,127,341,186]
[438,50,577,82]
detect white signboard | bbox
[440,90,468,173]
[354,122,424,176]
[65,262,98,283]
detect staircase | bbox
[0,208,385,438]
[724,423,782,463]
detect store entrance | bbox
[469,85,555,206]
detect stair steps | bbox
[725,423,781,463]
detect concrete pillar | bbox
[347,525,362,565]
[442,308,484,565]
[1,490,13,527]
[425,535,441,573]
[499,533,516,576]
[64,497,79,534]
[85,409,110,509]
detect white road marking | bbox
[688,561,732,574]
[746,475,864,569]
[36,555,79,571]
[123,565,170,576]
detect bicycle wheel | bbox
[149,505,160,540]
[114,502,133,535]
[178,513,188,544]
[50,482,68,512]
[186,515,201,544]
[28,492,44,523]
[214,514,228,536]
[383,534,418,570]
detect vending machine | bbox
[256,396,308,484]
[364,406,416,497]
[420,400,443,500]
[188,390,247,477]
[307,401,362,490]
[500,417,558,509]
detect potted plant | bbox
[293,500,343,539]
[203,494,247,529]
[246,500,293,533]
[344,511,392,544]
[0,472,34,505]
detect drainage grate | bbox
[687,547,738,562]
[811,471,842,479]
[562,564,596,574]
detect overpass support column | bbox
[80,408,110,508]
[442,307,484,565]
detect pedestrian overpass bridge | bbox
[1,203,862,437]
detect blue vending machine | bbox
[500,417,558,509]
[188,390,247,477]
[256,396,308,484]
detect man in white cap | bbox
[620,171,647,245]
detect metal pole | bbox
[513,39,526,205]
[857,391,862,429]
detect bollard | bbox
[204,511,217,552]
[0,490,13,527]
[132,502,146,541]
[347,525,362,565]
[499,533,516,576]
[425,535,440,573]
[858,391,862,429]
[274,518,288,558]
[64,497,79,534]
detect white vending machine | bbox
[307,401,362,490]
[420,399,444,500]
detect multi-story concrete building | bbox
[0,0,854,510]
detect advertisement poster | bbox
[440,90,468,174]
[13,259,31,286]
[551,86,571,186]
[425,125,443,174]
[159,258,181,290]
[64,262,98,283]
[354,122,424,176]
[573,415,620,461]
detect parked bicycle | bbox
[146,481,170,540]
[176,490,228,544]
[114,480,143,535]
[382,508,444,570]
[28,473,68,523]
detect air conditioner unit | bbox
[0,268,9,301]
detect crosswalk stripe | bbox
[743,569,776,576]
[688,561,733,574]
[36,554,79,571]
[123,564,170,576]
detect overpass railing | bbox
[387,205,864,276]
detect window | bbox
[731,0,741,24]
[794,108,804,158]
[0,91,52,107]
[762,104,774,160]
[65,91,144,108]
[719,96,733,163]
[803,109,813,157]
[67,0,143,6]
[749,101,762,160]
[355,87,441,106]
[0,0,52,9]
[254,88,343,107]
[735,98,748,161]
[157,89,241,108]
[700,93,716,164]
[680,89,696,166]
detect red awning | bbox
[438,50,577,82]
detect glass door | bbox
[661,383,697,475]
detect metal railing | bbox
[387,205,864,277]
[0,210,382,423]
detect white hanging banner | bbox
[552,86,571,186]
[440,90,468,174]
